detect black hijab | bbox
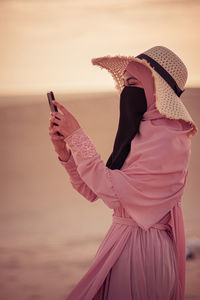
[106,86,147,170]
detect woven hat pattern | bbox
[92,46,197,136]
[144,46,188,90]
[154,72,193,124]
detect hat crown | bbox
[143,46,188,90]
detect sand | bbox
[0,88,199,299]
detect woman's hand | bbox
[49,100,81,161]
[49,119,71,161]
[49,100,80,139]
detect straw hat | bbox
[91,46,197,136]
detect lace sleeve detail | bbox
[64,128,98,161]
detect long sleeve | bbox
[58,151,98,202]
[64,128,121,210]
[64,125,191,231]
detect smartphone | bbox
[47,91,58,112]
[47,91,63,136]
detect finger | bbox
[49,129,57,137]
[50,117,61,125]
[50,126,61,135]
[51,111,65,120]
[49,127,56,134]
[49,118,57,127]
[49,121,54,129]
[49,126,61,136]
[52,100,71,116]
[52,135,65,141]
[49,129,64,139]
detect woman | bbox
[49,46,197,300]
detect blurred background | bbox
[0,0,199,299]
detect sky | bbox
[0,0,200,95]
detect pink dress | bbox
[58,110,192,300]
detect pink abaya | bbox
[58,62,193,300]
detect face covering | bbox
[106,86,147,170]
